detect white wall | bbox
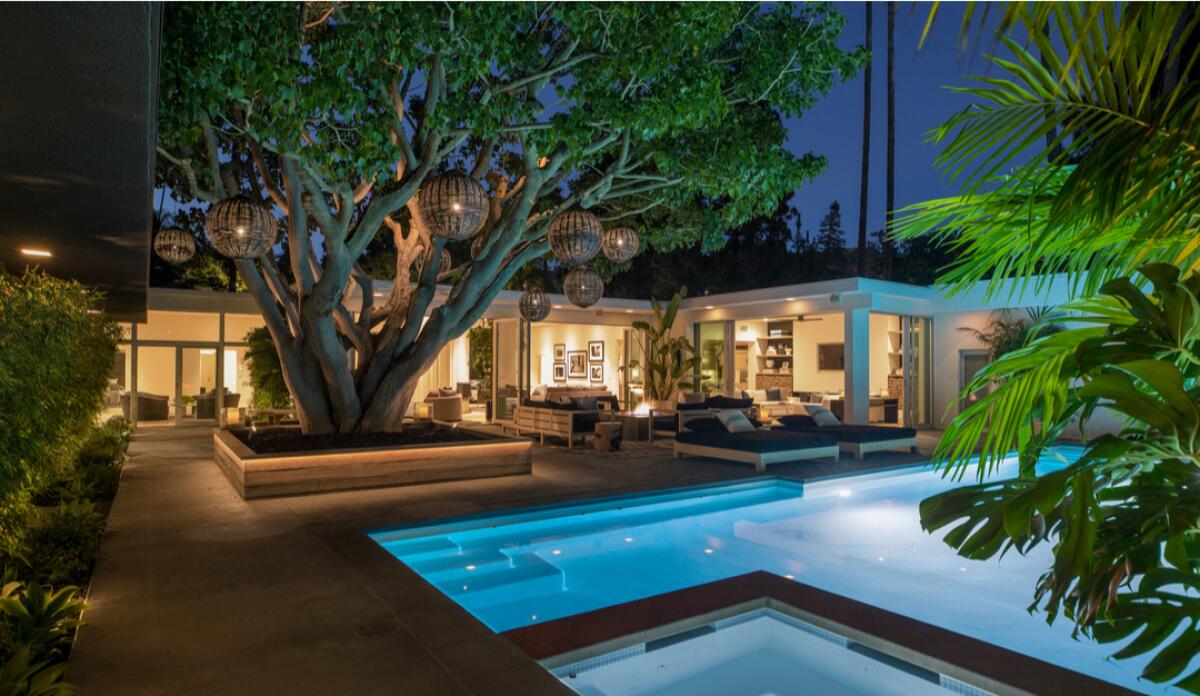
[791,314,845,393]
[932,310,990,427]
[530,322,625,395]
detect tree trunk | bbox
[856,2,873,277]
[884,1,896,280]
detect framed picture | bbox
[567,351,587,378]
[589,363,604,383]
[554,344,566,361]
[588,340,604,362]
[553,363,567,382]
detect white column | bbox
[843,307,870,425]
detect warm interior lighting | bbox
[20,248,51,257]
[632,402,652,416]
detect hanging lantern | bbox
[601,226,640,263]
[563,266,604,308]
[153,227,195,265]
[518,283,551,322]
[417,171,487,241]
[205,195,277,259]
[548,209,602,265]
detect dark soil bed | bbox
[232,425,491,455]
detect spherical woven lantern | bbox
[563,266,604,308]
[548,209,602,265]
[601,226,640,263]
[153,227,195,265]
[518,284,551,322]
[205,195,277,259]
[417,171,487,241]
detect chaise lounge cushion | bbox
[777,416,917,443]
[681,417,725,433]
[706,396,754,410]
[675,429,836,454]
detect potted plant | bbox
[632,289,700,412]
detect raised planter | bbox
[213,426,532,498]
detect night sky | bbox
[787,2,1003,243]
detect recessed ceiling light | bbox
[625,309,634,314]
[704,305,714,310]
[20,248,51,258]
[786,297,796,301]
[553,305,563,309]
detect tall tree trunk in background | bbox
[884,1,896,279]
[856,2,873,277]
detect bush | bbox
[0,580,84,662]
[73,420,130,502]
[18,504,103,588]
[0,269,119,540]
[244,327,291,410]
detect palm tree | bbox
[884,1,896,278]
[856,2,873,277]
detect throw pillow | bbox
[683,417,725,433]
[748,389,767,403]
[805,405,841,427]
[765,388,782,402]
[716,409,757,433]
[438,387,457,397]
[571,396,599,411]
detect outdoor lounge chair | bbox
[672,416,839,472]
[775,413,918,460]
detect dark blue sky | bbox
[785,2,1003,243]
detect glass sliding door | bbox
[180,346,219,424]
[694,321,732,396]
[902,316,933,428]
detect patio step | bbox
[441,553,564,607]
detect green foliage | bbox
[958,308,1061,363]
[922,265,1200,689]
[631,290,699,402]
[15,504,104,589]
[0,649,72,696]
[72,422,130,503]
[0,581,84,663]
[0,269,119,541]
[243,328,291,410]
[894,3,1200,300]
[466,323,493,385]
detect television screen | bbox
[818,343,845,370]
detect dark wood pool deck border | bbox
[503,571,1137,696]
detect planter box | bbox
[213,427,532,498]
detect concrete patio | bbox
[67,427,938,695]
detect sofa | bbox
[120,392,169,421]
[196,391,241,420]
[777,411,917,460]
[673,414,839,471]
[514,393,616,449]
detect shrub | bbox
[18,505,103,588]
[243,327,291,410]
[73,420,130,502]
[0,269,119,540]
[0,649,72,695]
[0,580,84,662]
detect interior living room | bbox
[730,312,906,425]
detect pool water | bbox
[370,450,1166,693]
[552,608,972,696]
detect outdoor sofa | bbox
[672,414,839,472]
[513,392,619,449]
[120,391,169,421]
[776,413,918,460]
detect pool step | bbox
[441,553,564,607]
[410,546,512,577]
[376,535,459,558]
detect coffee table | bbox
[611,412,654,442]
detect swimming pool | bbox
[370,449,1164,693]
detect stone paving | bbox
[68,427,938,695]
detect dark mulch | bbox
[232,425,489,454]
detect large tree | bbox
[157,3,863,434]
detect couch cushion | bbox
[706,396,753,410]
[571,412,601,429]
[679,392,706,405]
[675,430,837,454]
[765,388,782,402]
[653,414,679,432]
[571,396,599,411]
[683,417,725,433]
[676,401,710,411]
[778,414,818,429]
[716,410,756,433]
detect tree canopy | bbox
[156,2,865,432]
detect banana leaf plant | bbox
[921,264,1200,690]
[631,289,699,404]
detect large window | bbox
[695,321,730,396]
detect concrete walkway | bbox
[68,427,936,695]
